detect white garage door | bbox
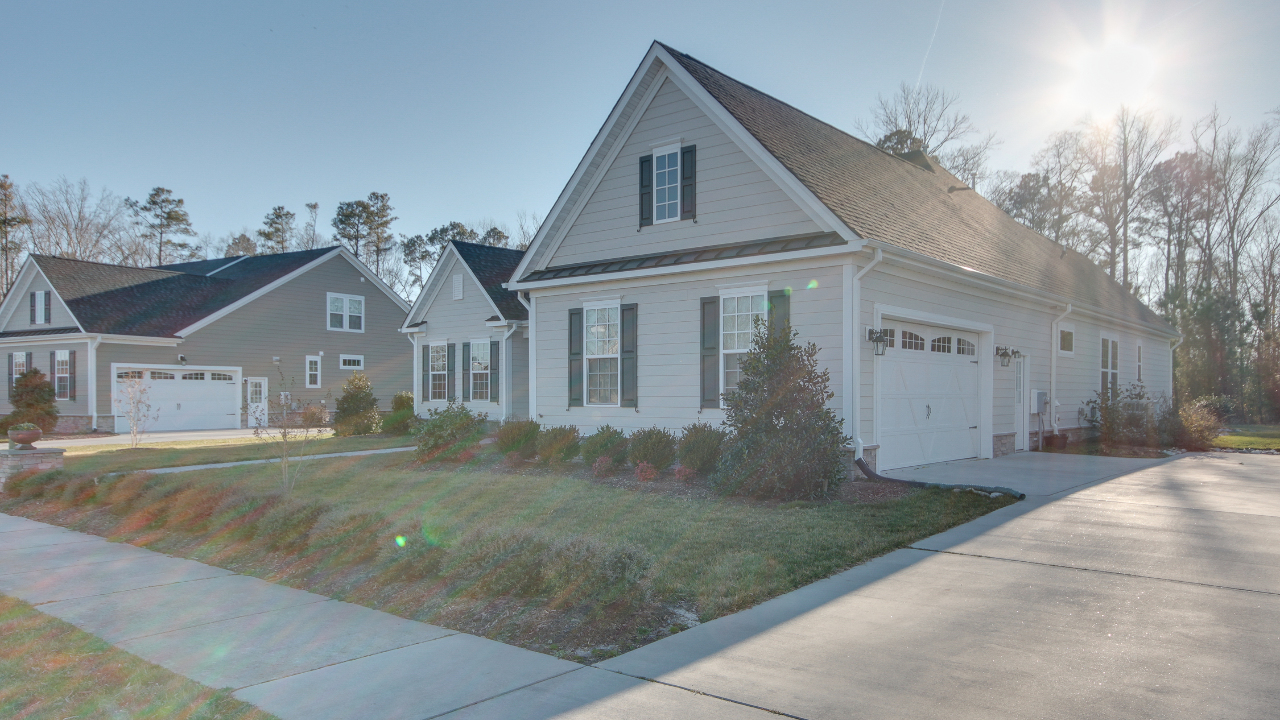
[878,323,980,471]
[114,367,241,431]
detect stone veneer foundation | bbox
[0,447,65,490]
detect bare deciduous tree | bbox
[113,375,158,449]
[857,81,998,188]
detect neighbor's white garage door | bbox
[115,367,241,431]
[878,323,980,471]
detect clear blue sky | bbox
[4,0,1276,248]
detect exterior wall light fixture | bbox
[868,328,890,356]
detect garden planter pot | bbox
[8,428,42,449]
[1048,433,1068,450]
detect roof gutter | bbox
[1049,304,1073,436]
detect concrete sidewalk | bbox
[52,428,261,448]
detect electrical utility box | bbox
[1035,391,1050,414]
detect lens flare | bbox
[807,280,819,289]
[395,535,406,547]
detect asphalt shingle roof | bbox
[451,241,527,321]
[34,247,338,337]
[659,44,1167,329]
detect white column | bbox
[411,333,422,416]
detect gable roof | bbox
[656,43,1164,328]
[28,247,340,337]
[450,241,528,321]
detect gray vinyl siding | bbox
[2,274,77,332]
[544,77,823,269]
[93,254,410,423]
[531,259,846,434]
[0,340,91,416]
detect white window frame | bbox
[469,339,491,402]
[652,142,681,224]
[339,354,364,371]
[452,274,464,300]
[12,352,26,386]
[582,300,621,407]
[305,355,321,388]
[1058,321,1076,356]
[54,349,70,400]
[718,286,767,407]
[1100,331,1119,400]
[326,292,365,333]
[428,343,449,401]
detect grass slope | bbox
[5,449,1013,657]
[0,595,274,720]
[63,434,412,473]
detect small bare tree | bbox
[113,375,158,448]
[248,373,327,493]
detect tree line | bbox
[0,176,540,302]
[859,84,1280,421]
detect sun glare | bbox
[1054,32,1161,121]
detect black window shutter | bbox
[69,350,76,400]
[29,292,35,324]
[490,340,500,404]
[446,343,456,401]
[461,343,471,401]
[44,292,51,324]
[568,308,583,407]
[700,296,720,408]
[638,154,653,228]
[768,289,791,337]
[50,351,55,384]
[6,353,11,401]
[25,352,32,375]
[620,303,638,408]
[680,145,697,220]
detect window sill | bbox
[328,328,365,333]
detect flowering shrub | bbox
[592,456,615,478]
[635,462,658,483]
[672,465,697,483]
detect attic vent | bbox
[452,274,463,300]
[895,149,936,173]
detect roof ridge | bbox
[32,254,186,276]
[451,239,526,255]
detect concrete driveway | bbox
[49,428,261,448]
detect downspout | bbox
[87,335,101,432]
[851,247,883,459]
[501,323,519,421]
[1049,304,1072,435]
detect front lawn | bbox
[1213,425,1280,450]
[0,594,274,720]
[62,433,413,474]
[4,447,1014,659]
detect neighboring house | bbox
[0,247,411,433]
[400,240,529,421]
[504,42,1179,472]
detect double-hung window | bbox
[54,351,69,399]
[305,355,321,388]
[429,345,449,401]
[720,290,766,397]
[470,341,490,401]
[12,353,26,384]
[653,144,681,222]
[1101,333,1119,399]
[584,305,620,406]
[327,293,364,332]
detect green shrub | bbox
[392,390,414,412]
[580,425,629,466]
[677,422,727,475]
[496,419,540,457]
[536,426,580,463]
[627,426,677,471]
[414,402,487,460]
[1191,394,1237,422]
[333,372,380,436]
[381,407,418,436]
[0,369,58,433]
[1086,383,1156,446]
[1176,403,1222,450]
[712,320,848,500]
